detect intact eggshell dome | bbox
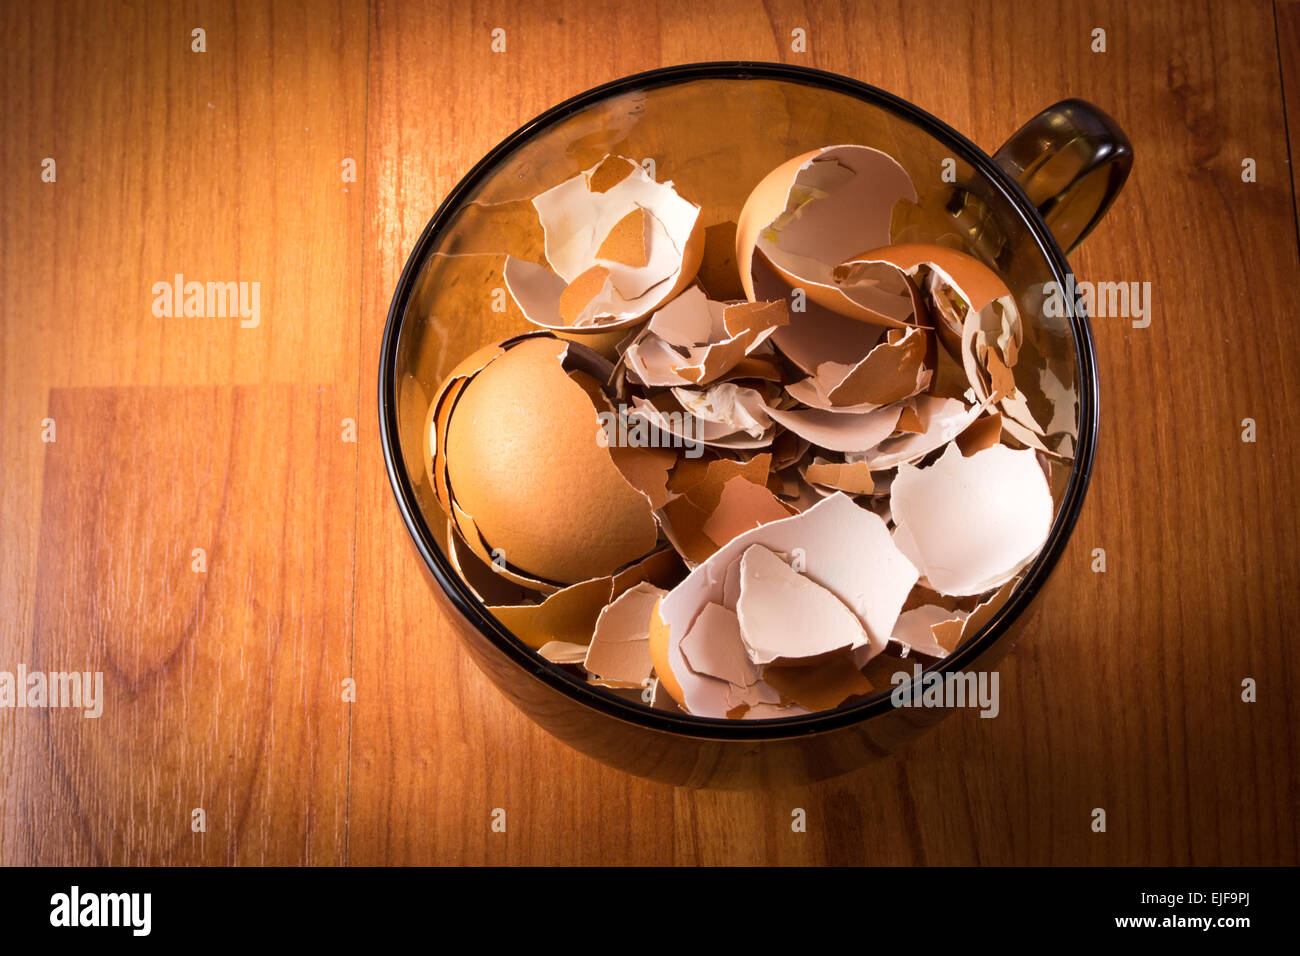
[444,336,660,585]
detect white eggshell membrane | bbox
[504,156,702,330]
[891,443,1053,596]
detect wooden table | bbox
[2,0,1296,866]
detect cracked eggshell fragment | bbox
[763,402,902,454]
[537,641,591,665]
[606,443,677,511]
[736,146,918,326]
[842,243,1013,346]
[784,325,933,411]
[802,458,875,496]
[817,326,933,408]
[443,335,659,586]
[487,547,681,653]
[652,597,805,720]
[660,456,793,566]
[679,602,762,688]
[955,410,1004,456]
[761,652,874,712]
[628,393,773,452]
[488,575,615,650]
[850,395,987,470]
[584,582,666,688]
[700,475,797,548]
[769,295,889,377]
[739,701,812,720]
[428,336,539,516]
[446,519,538,606]
[891,443,1052,596]
[671,382,775,441]
[735,545,869,664]
[622,287,788,388]
[888,605,967,659]
[504,155,705,331]
[651,493,918,714]
[847,244,1028,426]
[451,499,564,594]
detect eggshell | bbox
[842,244,1027,429]
[488,576,617,650]
[761,652,874,712]
[818,326,932,407]
[504,155,705,332]
[735,545,869,664]
[428,338,521,515]
[762,403,902,454]
[679,603,761,688]
[622,286,788,388]
[849,395,987,470]
[451,499,563,595]
[671,383,774,441]
[802,459,875,496]
[537,641,590,664]
[647,600,685,708]
[843,243,1011,320]
[784,325,932,412]
[485,545,683,653]
[891,443,1052,596]
[889,605,965,659]
[736,149,818,302]
[956,411,1004,456]
[659,454,786,565]
[700,475,796,547]
[584,582,666,688]
[444,336,659,585]
[735,145,918,325]
[652,494,918,715]
[629,391,777,452]
[445,519,537,606]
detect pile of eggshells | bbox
[426,147,1064,720]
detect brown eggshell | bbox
[844,243,1013,360]
[647,599,685,708]
[735,149,820,303]
[736,147,918,326]
[444,336,659,585]
[848,243,1011,313]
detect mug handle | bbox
[991,98,1133,253]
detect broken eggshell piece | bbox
[648,493,918,718]
[504,155,705,331]
[621,285,788,388]
[583,582,666,688]
[735,145,920,327]
[891,443,1052,596]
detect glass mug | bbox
[379,62,1131,789]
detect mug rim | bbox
[378,60,1099,741]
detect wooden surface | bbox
[2,0,1297,865]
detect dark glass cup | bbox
[379,62,1131,788]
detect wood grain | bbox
[1279,0,1300,252]
[3,0,1298,865]
[0,0,367,864]
[16,386,352,865]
